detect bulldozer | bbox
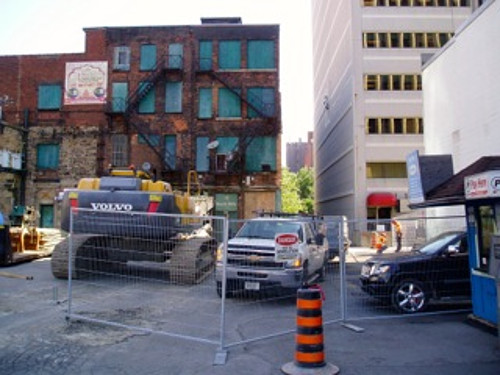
[50,165,217,284]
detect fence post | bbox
[214,216,229,365]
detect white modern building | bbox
[423,0,499,168]
[311,0,479,243]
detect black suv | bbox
[360,231,470,314]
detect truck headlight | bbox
[285,256,302,269]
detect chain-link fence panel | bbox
[60,208,226,346]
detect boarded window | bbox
[218,88,241,118]
[219,40,241,69]
[247,87,275,118]
[140,44,157,71]
[114,46,130,70]
[36,144,60,169]
[196,137,210,172]
[168,43,183,69]
[111,134,128,167]
[245,137,276,172]
[247,40,275,69]
[165,81,183,113]
[112,82,128,112]
[198,88,212,119]
[138,82,155,113]
[199,40,213,71]
[164,135,176,169]
[38,84,62,110]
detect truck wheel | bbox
[391,279,427,314]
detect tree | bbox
[281,167,315,214]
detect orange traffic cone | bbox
[281,287,339,374]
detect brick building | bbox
[286,131,313,173]
[0,18,282,227]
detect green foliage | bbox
[281,167,315,214]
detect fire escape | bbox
[200,61,280,175]
[107,54,180,175]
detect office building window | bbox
[366,162,407,178]
[111,82,128,113]
[164,135,176,170]
[198,88,213,119]
[138,82,155,114]
[247,87,275,118]
[364,74,421,91]
[363,32,453,48]
[168,43,183,69]
[366,117,424,134]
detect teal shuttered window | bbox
[37,144,60,169]
[247,40,275,69]
[218,88,241,118]
[164,135,176,169]
[111,82,128,113]
[169,44,183,69]
[219,41,241,70]
[247,87,275,118]
[196,137,209,172]
[198,88,212,119]
[199,40,212,71]
[245,137,276,172]
[138,82,155,113]
[38,85,62,110]
[165,82,183,113]
[140,45,157,71]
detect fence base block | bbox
[281,362,340,375]
[213,349,228,365]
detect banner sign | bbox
[64,62,108,105]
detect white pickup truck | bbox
[215,217,328,297]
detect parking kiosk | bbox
[464,171,500,326]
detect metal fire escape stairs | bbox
[119,56,175,172]
[207,70,278,174]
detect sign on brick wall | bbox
[64,61,108,105]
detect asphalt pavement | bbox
[0,252,499,375]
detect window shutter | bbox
[112,82,128,112]
[218,88,241,118]
[140,45,157,71]
[245,137,276,172]
[219,41,241,69]
[36,144,60,169]
[165,82,183,113]
[168,44,183,69]
[38,85,62,110]
[164,135,176,169]
[196,137,209,172]
[198,88,212,119]
[138,82,155,113]
[248,87,275,118]
[199,40,212,71]
[247,40,275,69]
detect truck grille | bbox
[227,246,284,269]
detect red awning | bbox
[366,193,398,207]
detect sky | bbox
[0,0,314,146]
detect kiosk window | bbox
[478,205,497,271]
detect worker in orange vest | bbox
[392,219,402,252]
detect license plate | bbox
[244,281,260,291]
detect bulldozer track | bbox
[51,234,102,279]
[169,237,217,285]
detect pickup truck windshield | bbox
[236,221,303,241]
